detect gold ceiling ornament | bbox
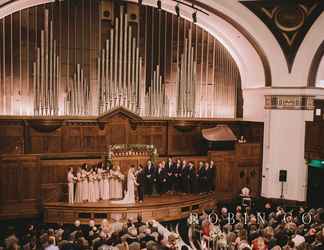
[241,0,323,73]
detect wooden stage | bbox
[43,192,231,224]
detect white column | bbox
[261,95,313,201]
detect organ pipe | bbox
[2,18,5,114]
[97,8,143,115]
[0,1,241,119]
[33,9,60,116]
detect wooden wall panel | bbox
[208,143,262,196]
[168,126,204,155]
[0,125,24,154]
[209,151,235,193]
[0,155,40,218]
[305,121,324,160]
[1,115,264,157]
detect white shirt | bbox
[67,172,75,183]
[45,244,59,250]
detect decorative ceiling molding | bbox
[97,106,143,122]
[264,95,314,110]
[308,41,324,87]
[187,0,272,86]
[241,0,324,73]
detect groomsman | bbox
[136,166,145,203]
[175,160,182,193]
[188,162,197,194]
[156,161,167,194]
[198,161,207,193]
[144,160,156,195]
[208,160,216,192]
[181,160,189,193]
[166,158,175,193]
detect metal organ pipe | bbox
[0,2,240,119]
[96,7,144,115]
[33,9,60,116]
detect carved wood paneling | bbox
[0,155,40,218]
[208,143,262,196]
[0,125,24,154]
[1,115,264,157]
[168,125,204,155]
[305,121,324,160]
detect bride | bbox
[112,166,139,204]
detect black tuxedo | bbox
[181,164,189,193]
[198,166,207,193]
[157,167,167,194]
[144,164,156,195]
[207,165,216,191]
[137,170,145,201]
[188,166,197,193]
[166,161,175,192]
[175,164,182,192]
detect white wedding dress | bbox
[112,169,136,204]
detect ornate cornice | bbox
[265,95,314,110]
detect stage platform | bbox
[43,192,232,224]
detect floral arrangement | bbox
[107,144,158,161]
[209,226,222,241]
[187,213,199,226]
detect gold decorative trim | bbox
[265,95,314,110]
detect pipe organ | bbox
[64,64,91,116]
[0,0,242,119]
[33,9,60,116]
[176,28,197,117]
[97,7,143,115]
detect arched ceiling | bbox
[0,0,322,89]
[0,0,270,89]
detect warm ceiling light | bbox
[192,11,197,23]
[175,3,180,17]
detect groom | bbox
[136,165,145,203]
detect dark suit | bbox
[181,164,189,193]
[144,164,156,195]
[175,164,182,192]
[198,166,207,193]
[157,167,167,194]
[188,166,197,193]
[207,165,216,192]
[137,170,145,201]
[166,161,175,192]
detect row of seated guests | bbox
[195,202,324,250]
[1,215,184,250]
[143,159,216,195]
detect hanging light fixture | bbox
[157,0,162,10]
[175,3,180,17]
[192,11,197,23]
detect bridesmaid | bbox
[74,168,83,203]
[93,168,99,201]
[82,164,89,202]
[103,170,110,200]
[97,163,104,200]
[88,170,96,202]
